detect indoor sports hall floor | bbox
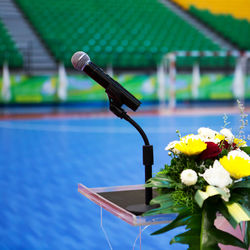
[0,107,249,250]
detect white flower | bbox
[198,127,220,143]
[165,140,181,154]
[220,128,234,144]
[198,127,218,139]
[181,134,201,142]
[200,160,232,188]
[180,169,198,186]
[228,149,250,161]
[180,134,206,144]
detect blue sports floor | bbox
[0,112,249,250]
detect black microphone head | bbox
[71,51,90,71]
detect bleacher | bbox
[0,18,23,68]
[171,0,250,21]
[14,0,227,69]
[172,0,250,50]
[189,6,250,50]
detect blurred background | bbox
[0,0,249,110]
[0,0,249,249]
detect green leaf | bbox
[145,176,176,188]
[149,197,247,249]
[230,191,250,211]
[240,146,250,155]
[199,203,220,249]
[170,231,203,249]
[231,179,250,189]
[195,186,229,208]
[143,193,183,216]
[217,202,238,229]
[209,226,247,249]
[225,202,250,225]
[195,187,250,227]
[243,221,250,248]
[161,203,221,249]
[150,193,173,204]
[200,201,246,249]
[151,210,191,235]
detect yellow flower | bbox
[219,150,250,179]
[175,136,207,156]
[215,134,225,141]
[233,138,247,147]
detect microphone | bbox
[72,52,154,213]
[71,51,141,112]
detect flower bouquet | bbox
[145,110,250,249]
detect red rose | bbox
[220,140,230,149]
[200,142,222,160]
[220,140,237,150]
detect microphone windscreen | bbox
[71,51,90,71]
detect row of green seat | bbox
[189,6,250,50]
[0,18,23,67]
[14,0,229,68]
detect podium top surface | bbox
[78,184,176,226]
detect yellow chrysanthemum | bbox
[215,134,225,141]
[233,138,247,147]
[219,151,250,179]
[175,138,207,156]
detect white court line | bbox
[0,122,240,134]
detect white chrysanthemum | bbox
[182,133,220,144]
[180,134,202,143]
[202,137,220,143]
[198,127,220,143]
[165,140,181,154]
[228,149,250,160]
[180,169,198,186]
[220,128,234,144]
[200,160,232,188]
[198,127,218,139]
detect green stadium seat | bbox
[189,6,250,50]
[14,0,226,68]
[0,18,23,68]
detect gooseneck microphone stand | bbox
[71,51,156,214]
[106,85,156,215]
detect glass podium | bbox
[78,183,245,250]
[78,184,176,226]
